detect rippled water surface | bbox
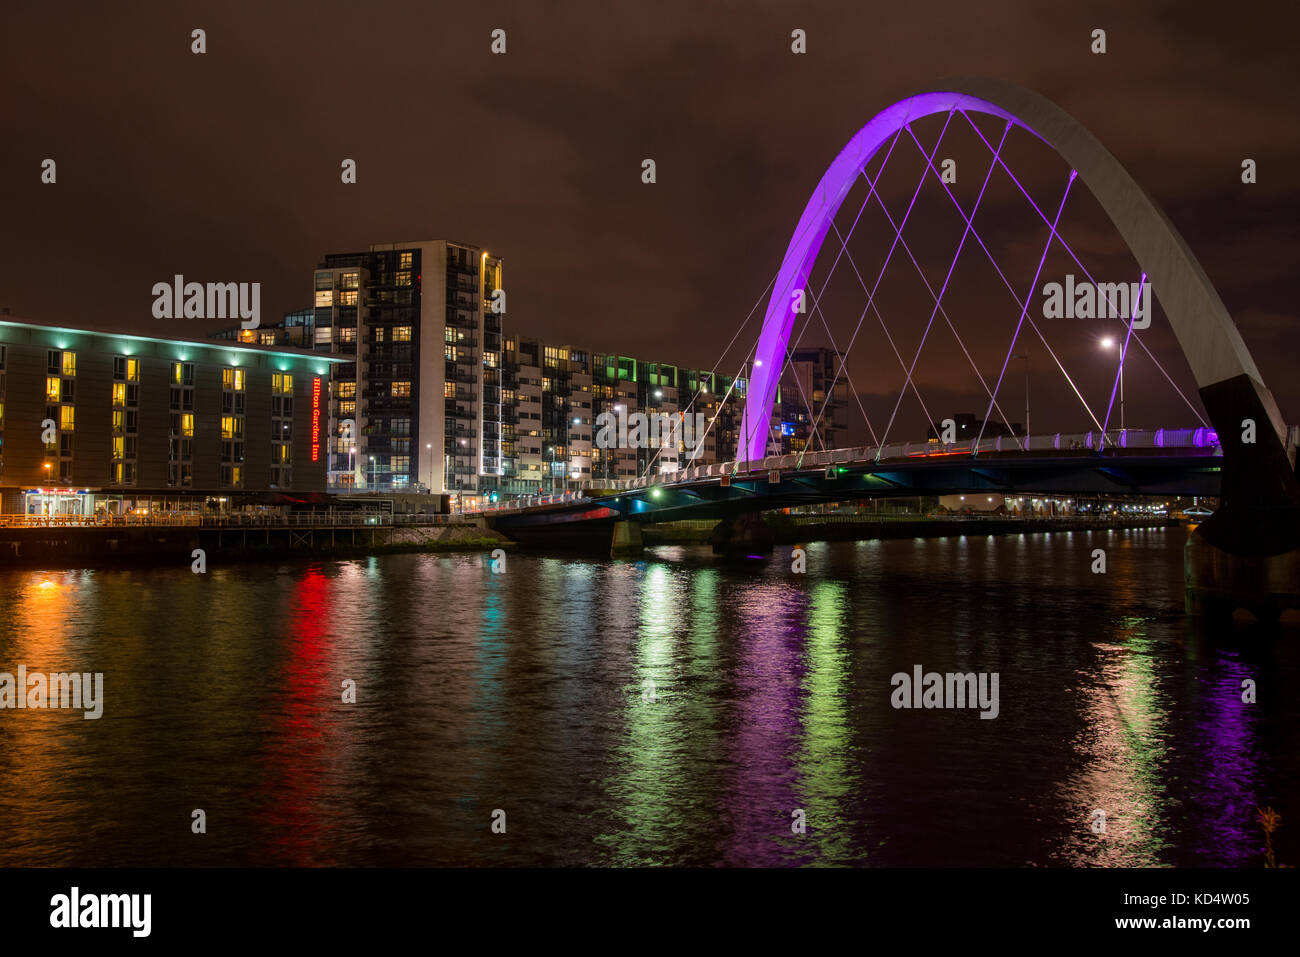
[1,527,1296,866]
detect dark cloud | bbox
[2,0,1296,441]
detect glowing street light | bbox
[1100,337,1125,431]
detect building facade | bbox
[778,347,850,454]
[288,241,504,502]
[0,318,341,515]
[211,238,853,501]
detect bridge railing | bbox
[575,427,1225,493]
[0,512,477,529]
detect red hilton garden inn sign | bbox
[311,376,321,462]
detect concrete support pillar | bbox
[710,512,775,557]
[1185,519,1300,621]
[611,520,643,558]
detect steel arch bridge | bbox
[734,76,1295,518]
[482,78,1299,617]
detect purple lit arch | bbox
[736,76,1285,464]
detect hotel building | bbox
[0,317,342,515]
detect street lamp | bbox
[1100,337,1124,432]
[369,454,376,489]
[425,443,432,493]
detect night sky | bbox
[4,0,1297,444]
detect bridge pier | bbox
[610,520,643,558]
[710,513,775,557]
[1185,510,1300,621]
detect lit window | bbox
[395,271,411,286]
[60,406,75,431]
[391,381,411,398]
[340,290,358,306]
[335,381,355,398]
[398,252,413,270]
[46,377,61,401]
[62,352,76,376]
[394,326,412,341]
[112,383,126,407]
[315,289,334,307]
[112,436,124,459]
[338,401,355,416]
[113,410,125,431]
[221,416,236,439]
[444,382,456,398]
[181,414,194,437]
[233,369,245,391]
[341,272,359,290]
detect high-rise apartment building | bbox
[305,240,504,498]
[778,347,850,454]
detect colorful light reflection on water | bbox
[0,528,1294,867]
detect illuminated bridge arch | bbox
[737,76,1292,507]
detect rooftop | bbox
[0,316,347,365]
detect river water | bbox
[0,526,1295,867]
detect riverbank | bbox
[0,522,512,570]
[643,514,1179,545]
[0,513,1181,570]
